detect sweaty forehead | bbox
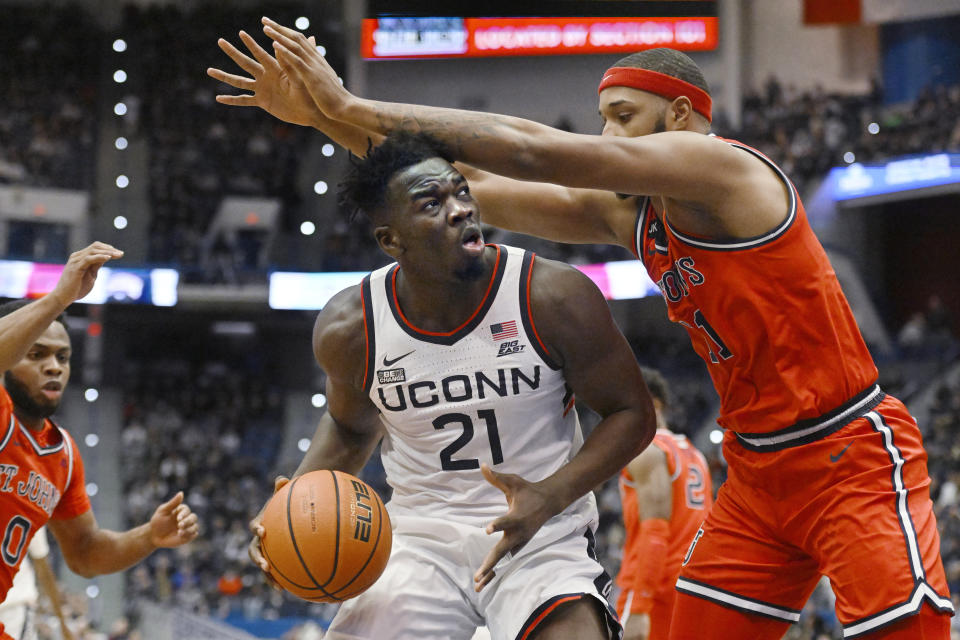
[390,158,461,195]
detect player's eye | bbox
[618,112,633,123]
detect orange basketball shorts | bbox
[674,394,953,638]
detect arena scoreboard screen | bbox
[362,0,718,60]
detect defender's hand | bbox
[261,17,352,119]
[50,242,123,308]
[207,30,321,128]
[149,492,199,548]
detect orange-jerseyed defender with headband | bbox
[210,23,954,638]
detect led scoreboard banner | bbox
[362,16,718,59]
[362,0,718,59]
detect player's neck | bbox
[395,256,496,333]
[13,407,46,432]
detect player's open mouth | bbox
[41,381,62,400]
[461,227,484,255]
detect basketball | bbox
[260,470,392,602]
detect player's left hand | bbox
[149,491,200,548]
[260,17,351,119]
[473,464,560,592]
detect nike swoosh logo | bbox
[382,350,415,367]
[830,441,853,463]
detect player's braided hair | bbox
[613,48,711,96]
[0,298,68,328]
[339,130,454,222]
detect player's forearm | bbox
[539,407,654,515]
[338,95,554,181]
[64,524,156,577]
[311,108,383,158]
[0,295,68,372]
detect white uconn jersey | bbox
[361,245,597,531]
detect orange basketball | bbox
[260,470,392,602]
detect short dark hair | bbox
[639,366,670,407]
[613,48,710,96]
[0,298,68,328]
[339,131,454,222]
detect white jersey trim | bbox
[865,411,925,580]
[58,427,75,491]
[675,577,801,622]
[0,415,15,452]
[664,142,798,251]
[735,385,882,450]
[17,422,64,456]
[843,582,955,637]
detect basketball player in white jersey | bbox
[248,131,657,639]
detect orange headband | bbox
[598,67,712,122]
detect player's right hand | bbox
[50,242,123,308]
[248,475,290,588]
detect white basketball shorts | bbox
[324,514,621,640]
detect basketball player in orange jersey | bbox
[615,368,712,640]
[208,19,953,639]
[0,242,199,639]
[246,131,657,639]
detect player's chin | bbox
[32,396,60,418]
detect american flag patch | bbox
[490,320,518,341]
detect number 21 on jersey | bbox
[433,409,504,471]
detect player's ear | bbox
[375,225,403,258]
[668,96,693,130]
